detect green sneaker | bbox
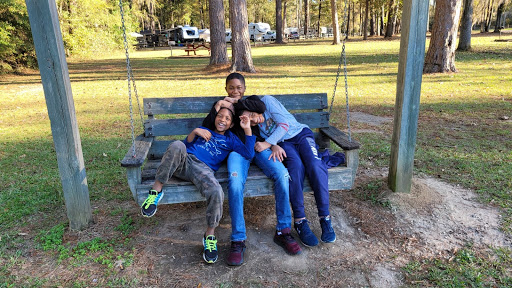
[141,189,164,217]
[203,235,218,264]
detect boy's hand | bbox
[223,96,239,104]
[216,100,234,112]
[240,115,250,130]
[194,128,212,141]
[269,145,287,162]
[254,141,271,152]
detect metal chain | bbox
[119,0,144,156]
[329,0,352,142]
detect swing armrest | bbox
[121,134,154,167]
[320,126,360,151]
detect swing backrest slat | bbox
[144,93,328,116]
[143,94,330,138]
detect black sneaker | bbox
[227,241,246,266]
[294,219,319,247]
[141,189,164,217]
[320,216,336,243]
[273,228,302,255]
[203,235,218,264]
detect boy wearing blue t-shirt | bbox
[140,107,255,264]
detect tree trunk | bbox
[209,0,229,66]
[199,0,206,29]
[363,0,369,39]
[276,0,285,43]
[359,1,363,35]
[483,0,494,32]
[494,2,504,32]
[370,9,376,36]
[283,0,288,31]
[230,0,255,72]
[331,0,341,44]
[346,2,351,39]
[423,0,463,73]
[392,0,399,33]
[317,0,322,37]
[149,0,155,33]
[380,5,385,35]
[304,0,310,36]
[457,0,473,51]
[385,0,394,38]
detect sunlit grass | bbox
[0,33,511,287]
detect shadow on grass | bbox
[0,135,133,232]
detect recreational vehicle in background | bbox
[225,29,232,42]
[248,22,270,41]
[167,25,200,44]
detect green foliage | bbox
[0,0,36,73]
[115,213,137,236]
[404,246,512,287]
[56,0,138,57]
[37,223,67,251]
[1,0,140,72]
[355,180,392,208]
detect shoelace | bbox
[142,194,158,208]
[296,220,309,234]
[230,242,245,253]
[283,233,295,243]
[322,219,334,232]
[205,237,217,252]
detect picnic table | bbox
[185,43,211,56]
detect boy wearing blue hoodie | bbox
[140,107,255,264]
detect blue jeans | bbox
[279,128,330,219]
[227,149,292,242]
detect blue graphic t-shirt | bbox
[184,127,256,171]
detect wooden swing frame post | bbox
[388,0,430,192]
[25,0,93,230]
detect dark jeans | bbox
[279,128,330,219]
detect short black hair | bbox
[234,95,266,116]
[226,72,245,86]
[218,106,235,118]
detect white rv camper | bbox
[167,25,200,44]
[248,22,270,41]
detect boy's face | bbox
[225,79,246,100]
[241,110,264,126]
[214,108,234,134]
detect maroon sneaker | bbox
[227,241,246,266]
[273,227,302,255]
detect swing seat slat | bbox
[121,93,360,206]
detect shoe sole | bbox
[141,207,157,218]
[227,258,244,266]
[273,238,302,255]
[203,253,218,264]
[298,239,318,247]
[227,249,246,266]
[321,237,336,243]
[296,232,319,247]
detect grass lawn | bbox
[0,33,511,286]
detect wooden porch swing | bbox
[118,1,360,206]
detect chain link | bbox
[119,0,144,156]
[330,0,352,142]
